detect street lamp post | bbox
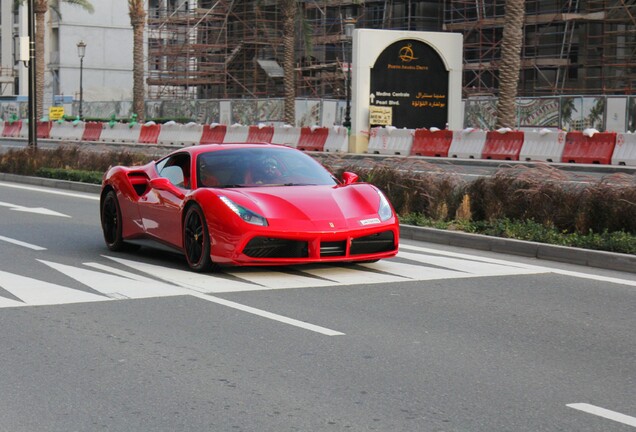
[27,0,37,149]
[342,17,356,130]
[77,40,86,119]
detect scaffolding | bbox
[145,0,636,100]
[147,0,284,99]
[0,67,14,96]
[444,0,636,96]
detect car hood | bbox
[225,185,383,230]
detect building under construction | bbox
[146,0,636,100]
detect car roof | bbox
[179,143,293,157]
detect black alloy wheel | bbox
[183,204,215,272]
[101,190,125,251]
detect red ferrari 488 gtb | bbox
[100,144,399,271]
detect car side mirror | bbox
[149,177,185,199]
[342,171,359,185]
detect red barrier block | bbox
[139,123,161,144]
[482,130,525,160]
[410,128,453,157]
[82,121,103,142]
[297,127,328,151]
[36,121,52,139]
[2,121,22,137]
[562,131,617,164]
[247,125,274,143]
[200,124,227,144]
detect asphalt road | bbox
[0,179,634,431]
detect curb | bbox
[400,225,636,274]
[0,172,101,194]
[1,173,633,274]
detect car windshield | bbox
[196,147,338,188]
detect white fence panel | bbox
[367,127,414,155]
[448,128,487,159]
[222,125,250,143]
[157,122,203,146]
[49,122,84,141]
[99,123,141,144]
[612,133,636,166]
[519,129,567,162]
[323,126,349,152]
[271,126,301,148]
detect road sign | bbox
[49,106,64,121]
[370,39,449,129]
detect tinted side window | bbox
[156,153,191,188]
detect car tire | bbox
[101,190,129,251]
[183,204,217,272]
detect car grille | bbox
[243,237,308,258]
[320,241,347,257]
[350,231,395,255]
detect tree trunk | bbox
[129,0,146,122]
[34,0,48,119]
[495,0,525,129]
[281,0,296,126]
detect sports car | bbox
[100,143,399,271]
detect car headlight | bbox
[377,189,393,221]
[220,196,268,226]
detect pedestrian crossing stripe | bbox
[0,247,550,308]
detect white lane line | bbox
[553,269,636,287]
[0,235,47,250]
[567,403,636,427]
[190,292,345,336]
[0,182,99,200]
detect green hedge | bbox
[34,167,103,184]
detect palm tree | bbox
[495,0,524,128]
[128,0,146,122]
[17,0,94,118]
[281,0,296,126]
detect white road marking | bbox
[401,244,636,287]
[552,269,636,287]
[365,259,473,280]
[1,239,630,335]
[83,262,161,283]
[0,270,108,305]
[0,260,346,336]
[398,250,544,276]
[0,235,47,251]
[400,244,545,269]
[39,260,188,299]
[567,403,636,427]
[0,181,99,200]
[300,264,405,285]
[103,256,259,293]
[0,200,70,217]
[189,292,344,336]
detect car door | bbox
[138,152,191,248]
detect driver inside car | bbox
[248,157,283,184]
[198,164,219,187]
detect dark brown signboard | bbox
[370,39,449,129]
